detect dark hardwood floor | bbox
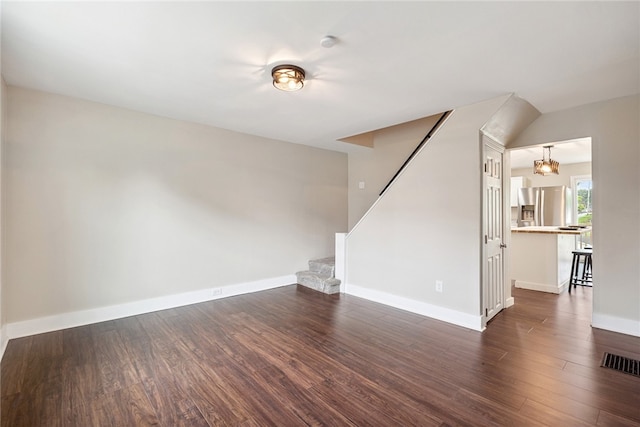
[2,284,639,426]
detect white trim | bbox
[0,325,8,362]
[592,313,640,338]
[5,275,295,340]
[505,297,515,308]
[335,232,347,293]
[514,279,568,294]
[346,283,484,332]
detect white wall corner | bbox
[592,313,640,338]
[335,232,347,292]
[345,283,484,332]
[0,325,8,362]
[5,275,295,340]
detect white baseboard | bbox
[514,280,565,294]
[5,275,295,341]
[345,283,483,332]
[592,313,640,338]
[505,296,515,308]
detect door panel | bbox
[484,142,505,323]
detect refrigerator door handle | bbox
[538,189,544,226]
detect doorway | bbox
[507,137,593,298]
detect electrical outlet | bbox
[212,287,222,296]
[435,280,443,293]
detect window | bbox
[573,176,593,226]
[572,175,593,248]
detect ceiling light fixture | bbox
[271,64,305,92]
[534,145,559,175]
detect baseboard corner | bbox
[345,283,483,332]
[592,313,640,338]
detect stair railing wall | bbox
[346,109,453,237]
[335,109,452,291]
[378,110,451,197]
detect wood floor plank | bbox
[0,337,33,397]
[597,410,640,427]
[179,363,254,426]
[518,397,595,427]
[249,364,360,426]
[141,375,209,427]
[2,284,639,426]
[450,388,547,426]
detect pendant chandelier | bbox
[533,145,559,175]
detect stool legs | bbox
[569,253,578,293]
[584,254,592,281]
[569,250,592,293]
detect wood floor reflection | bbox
[2,285,639,426]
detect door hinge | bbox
[485,308,488,317]
[484,163,487,173]
[485,235,488,244]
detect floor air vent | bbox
[601,352,640,377]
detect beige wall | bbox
[346,95,510,328]
[510,94,640,336]
[347,114,441,229]
[0,78,5,353]
[4,87,347,324]
[0,2,5,355]
[511,161,591,189]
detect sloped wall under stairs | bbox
[344,94,537,331]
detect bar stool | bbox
[569,248,592,293]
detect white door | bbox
[483,140,505,324]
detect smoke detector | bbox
[320,35,338,48]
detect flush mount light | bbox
[271,64,305,92]
[534,145,560,175]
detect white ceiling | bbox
[2,2,639,153]
[509,138,592,170]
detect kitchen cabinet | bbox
[510,226,591,293]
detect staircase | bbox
[296,257,341,294]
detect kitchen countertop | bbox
[511,226,591,235]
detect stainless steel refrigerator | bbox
[517,186,573,227]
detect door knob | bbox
[500,243,507,249]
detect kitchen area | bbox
[509,139,592,294]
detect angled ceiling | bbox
[2,2,639,153]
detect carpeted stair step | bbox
[296,257,340,294]
[308,257,336,276]
[295,271,341,294]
